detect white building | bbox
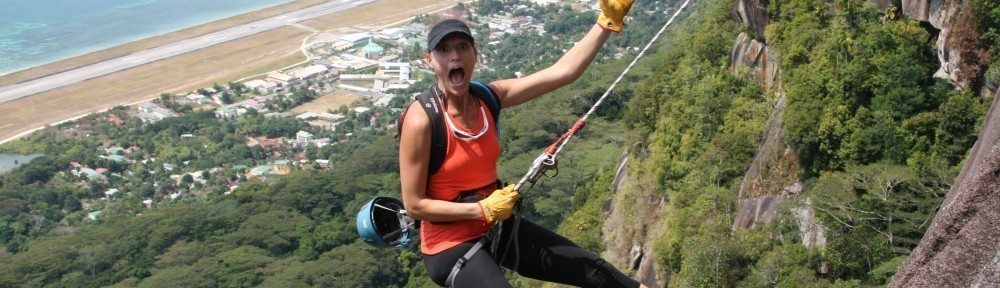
[296,130,314,142]
[291,65,329,79]
[243,79,278,93]
[338,33,372,48]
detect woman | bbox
[399,0,644,287]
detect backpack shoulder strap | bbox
[396,83,501,177]
[469,81,501,134]
[397,89,447,176]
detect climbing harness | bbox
[357,0,694,285]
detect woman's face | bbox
[426,35,477,97]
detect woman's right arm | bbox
[399,102,484,222]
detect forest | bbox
[1,0,997,286]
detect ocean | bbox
[0,0,292,76]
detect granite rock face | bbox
[729,32,780,92]
[890,91,1000,287]
[901,0,966,87]
[733,0,770,41]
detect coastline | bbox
[0,0,329,87]
[0,0,465,145]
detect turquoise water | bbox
[0,0,292,75]
[0,153,43,175]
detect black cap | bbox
[427,19,474,51]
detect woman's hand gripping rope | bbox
[478,184,519,225]
[597,0,635,33]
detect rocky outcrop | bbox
[729,32,780,91]
[890,90,1000,287]
[792,198,827,249]
[902,0,968,87]
[733,0,770,41]
[602,150,663,288]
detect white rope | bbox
[551,0,694,157]
[513,0,694,190]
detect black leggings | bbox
[422,218,640,288]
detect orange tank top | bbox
[420,98,500,255]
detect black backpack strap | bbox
[414,89,448,176]
[396,82,502,177]
[470,81,501,135]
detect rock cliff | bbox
[733,0,770,41]
[890,89,1000,287]
[729,32,780,92]
[901,0,984,88]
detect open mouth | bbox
[448,67,465,85]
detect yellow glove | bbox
[478,184,519,224]
[597,0,635,33]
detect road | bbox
[0,0,374,104]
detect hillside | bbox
[601,0,999,286]
[1,0,998,286]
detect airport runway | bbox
[0,0,374,104]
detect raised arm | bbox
[488,24,611,108]
[488,0,633,108]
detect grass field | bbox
[291,91,365,114]
[0,0,465,144]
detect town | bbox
[27,0,627,222]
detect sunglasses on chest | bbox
[434,85,489,141]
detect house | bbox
[186,93,209,103]
[227,181,239,194]
[249,165,272,176]
[138,101,160,113]
[315,159,330,168]
[243,79,278,93]
[163,163,176,171]
[108,115,125,125]
[243,99,267,111]
[259,139,281,149]
[216,106,238,119]
[86,211,102,221]
[232,164,248,171]
[311,138,331,147]
[136,101,176,123]
[79,168,105,180]
[296,112,318,120]
[104,188,119,197]
[296,130,314,142]
[293,155,308,164]
[318,113,345,122]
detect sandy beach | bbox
[0,0,464,145]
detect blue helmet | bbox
[356,196,413,248]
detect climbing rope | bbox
[514,0,695,191]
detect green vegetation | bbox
[0,0,650,286]
[622,0,992,286]
[2,0,994,286]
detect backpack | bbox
[398,81,501,176]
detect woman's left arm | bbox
[488,24,611,108]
